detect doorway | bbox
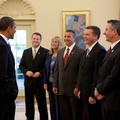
[9,20,35,96]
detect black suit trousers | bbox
[0,100,15,120]
[25,85,48,120]
[81,101,103,120]
[103,109,120,120]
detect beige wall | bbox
[0,0,120,49]
[29,0,120,49]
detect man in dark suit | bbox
[94,20,120,120]
[78,26,106,120]
[19,32,48,120]
[0,16,18,120]
[53,30,84,120]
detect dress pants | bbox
[59,94,82,120]
[0,100,15,120]
[103,109,120,120]
[25,85,48,120]
[48,82,62,120]
[81,101,103,120]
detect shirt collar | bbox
[32,46,40,52]
[65,43,75,51]
[0,33,9,44]
[110,40,120,49]
[88,41,98,51]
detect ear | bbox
[7,26,11,32]
[113,29,117,35]
[94,35,98,40]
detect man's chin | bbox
[33,44,40,48]
[65,43,70,46]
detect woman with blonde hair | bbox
[44,36,62,120]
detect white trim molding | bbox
[0,0,35,18]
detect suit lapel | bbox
[81,50,88,68]
[102,42,120,64]
[82,43,99,67]
[65,45,77,68]
[61,48,65,69]
[27,48,34,63]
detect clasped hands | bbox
[26,71,41,78]
[77,88,104,104]
[94,88,104,100]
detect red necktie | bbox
[107,47,111,53]
[64,48,69,67]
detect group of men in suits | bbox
[0,15,120,120]
[53,20,120,120]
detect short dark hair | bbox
[31,32,42,40]
[66,30,76,37]
[86,26,101,39]
[0,16,15,31]
[107,19,120,36]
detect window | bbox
[9,30,26,89]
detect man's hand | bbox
[26,71,34,77]
[88,97,96,104]
[32,72,40,78]
[44,84,48,90]
[78,91,81,99]
[53,87,58,95]
[74,88,79,97]
[94,88,104,100]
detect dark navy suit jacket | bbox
[0,36,18,102]
[44,53,56,84]
[97,42,120,111]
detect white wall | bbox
[0,0,120,49]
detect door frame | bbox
[16,20,35,96]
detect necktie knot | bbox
[107,47,111,53]
[86,48,90,56]
[67,48,69,52]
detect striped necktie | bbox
[64,48,69,67]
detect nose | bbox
[103,31,106,35]
[83,35,86,39]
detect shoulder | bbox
[46,53,52,58]
[74,45,85,53]
[58,47,65,53]
[39,46,49,52]
[94,43,106,53]
[24,47,32,52]
[0,41,7,52]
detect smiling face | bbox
[64,32,75,47]
[51,38,59,50]
[103,23,116,44]
[32,34,41,48]
[83,29,98,46]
